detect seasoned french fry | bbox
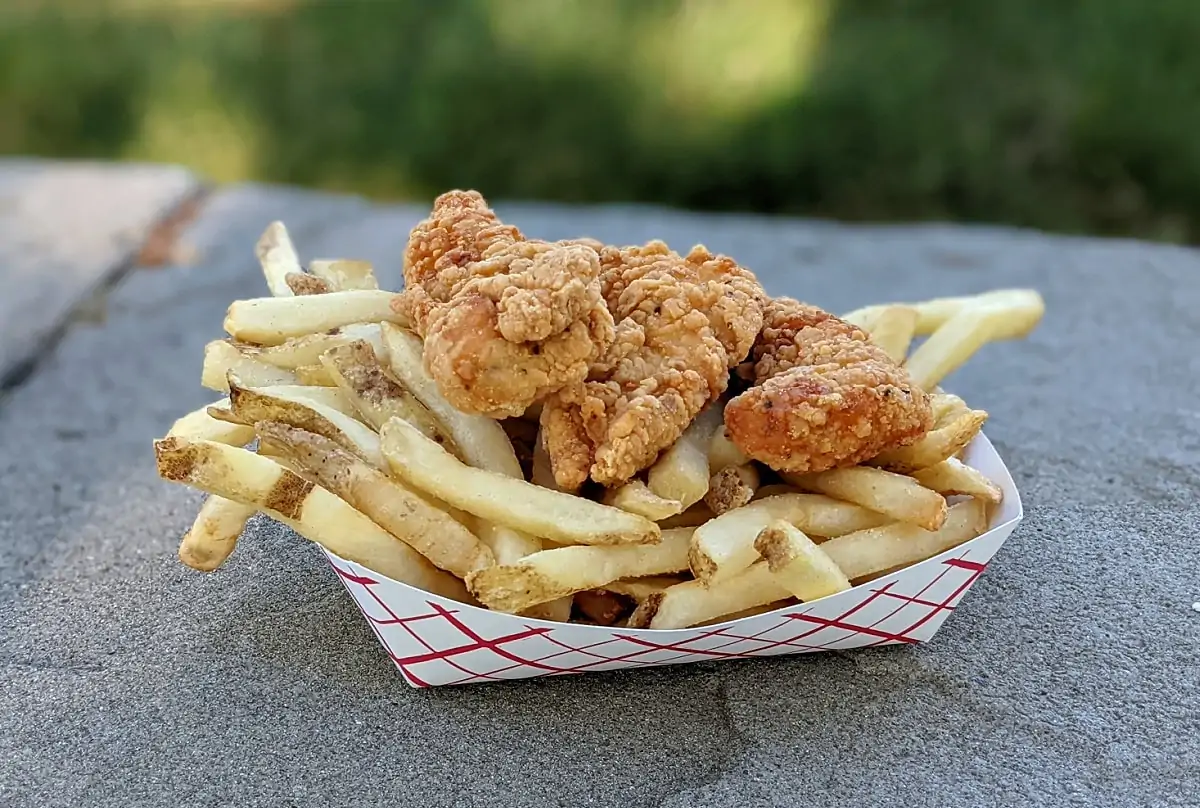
[241,324,383,370]
[224,291,406,346]
[256,422,494,578]
[308,259,379,292]
[785,467,947,530]
[869,408,988,473]
[704,464,760,515]
[380,323,522,477]
[168,398,254,446]
[604,480,683,520]
[911,457,1003,504]
[709,426,750,471]
[467,529,692,613]
[648,403,723,508]
[821,498,988,580]
[178,495,256,572]
[255,221,301,298]
[689,493,890,585]
[380,417,660,546]
[754,520,851,601]
[284,272,332,296]
[630,562,787,629]
[154,437,471,601]
[318,340,450,445]
[227,377,384,469]
[201,340,298,393]
[864,305,919,362]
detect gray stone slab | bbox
[0,159,198,385]
[1,185,1197,808]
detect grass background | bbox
[4,0,1200,242]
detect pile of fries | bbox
[155,222,1044,630]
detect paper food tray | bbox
[323,433,1022,688]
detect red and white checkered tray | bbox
[323,433,1021,687]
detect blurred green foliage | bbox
[3,0,1200,241]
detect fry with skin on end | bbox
[318,340,450,446]
[704,464,760,515]
[647,403,724,508]
[153,437,471,601]
[784,466,948,531]
[240,324,383,370]
[467,529,692,613]
[911,457,1003,504]
[256,422,494,578]
[284,272,332,296]
[868,408,988,473]
[604,480,683,520]
[169,398,254,446]
[202,340,298,393]
[381,417,660,547]
[308,259,379,291]
[689,493,890,586]
[224,291,407,346]
[255,221,301,298]
[754,520,851,601]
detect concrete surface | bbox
[0,159,198,386]
[1,175,1197,808]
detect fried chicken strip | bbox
[393,191,614,418]
[541,242,764,488]
[724,297,932,473]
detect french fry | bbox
[785,467,947,530]
[318,340,450,446]
[245,384,359,420]
[910,457,1003,504]
[380,323,522,478]
[224,291,406,346]
[821,498,989,580]
[689,493,889,585]
[255,221,300,298]
[869,408,988,473]
[154,437,470,601]
[380,417,660,546]
[256,422,494,578]
[648,403,723,508]
[658,503,715,529]
[293,363,336,386]
[308,259,379,292]
[693,599,795,627]
[844,289,1044,339]
[467,529,692,613]
[201,340,298,393]
[168,398,254,445]
[905,303,1026,390]
[704,464,760,515]
[630,562,787,630]
[227,377,384,469]
[864,305,919,362]
[604,480,683,520]
[178,495,257,572]
[284,272,332,296]
[754,520,851,601]
[241,324,383,370]
[602,576,686,603]
[753,484,800,500]
[709,426,750,471]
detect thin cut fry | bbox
[255,221,300,298]
[864,305,919,362]
[911,457,1003,504]
[178,495,256,572]
[168,398,254,445]
[709,426,750,471]
[467,529,692,613]
[380,417,660,546]
[869,408,988,473]
[821,498,988,580]
[284,272,332,296]
[704,464,760,515]
[224,291,407,346]
[256,422,494,578]
[648,403,724,508]
[689,493,889,585]
[154,437,470,601]
[380,323,522,477]
[241,324,383,370]
[604,480,684,520]
[318,340,450,445]
[308,259,379,291]
[785,466,947,530]
[201,340,298,392]
[754,520,851,601]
